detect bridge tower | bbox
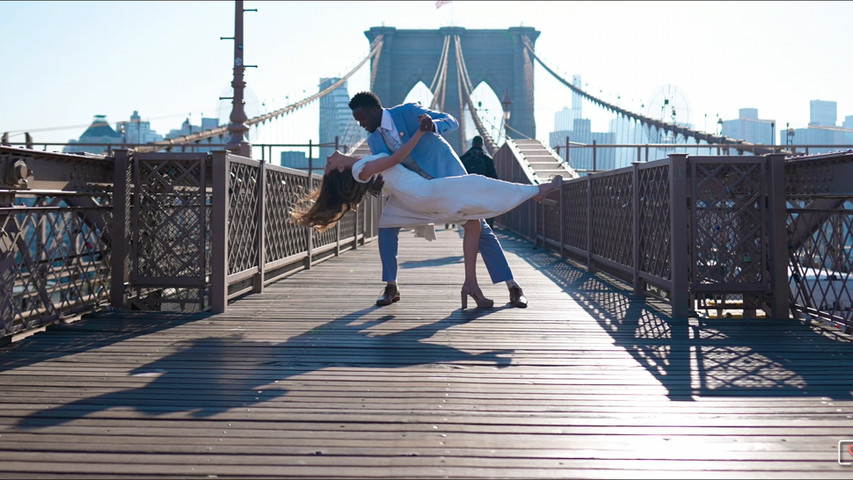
[365,26,539,154]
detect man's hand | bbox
[418,114,435,132]
[366,174,384,197]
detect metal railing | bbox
[496,144,853,330]
[1,145,380,341]
[4,142,851,341]
[552,141,853,174]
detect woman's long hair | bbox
[290,169,370,232]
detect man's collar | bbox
[380,109,395,132]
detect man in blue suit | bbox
[348,91,528,308]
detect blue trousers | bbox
[378,221,513,283]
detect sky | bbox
[2,0,852,147]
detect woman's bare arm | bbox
[357,130,427,181]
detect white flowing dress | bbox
[353,153,540,235]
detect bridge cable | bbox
[452,35,500,156]
[520,36,777,155]
[428,35,451,99]
[135,35,385,152]
[429,35,451,111]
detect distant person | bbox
[459,136,498,226]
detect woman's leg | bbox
[462,219,481,289]
[461,219,494,308]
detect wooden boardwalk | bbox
[1,226,853,479]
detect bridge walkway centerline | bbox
[0,226,852,478]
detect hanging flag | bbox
[436,0,451,9]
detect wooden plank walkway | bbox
[1,226,853,479]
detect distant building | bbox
[164,116,222,152]
[319,77,365,161]
[553,75,583,133]
[720,108,776,145]
[280,151,322,175]
[844,115,853,144]
[789,100,849,153]
[165,117,220,140]
[115,110,163,145]
[809,99,836,127]
[549,118,615,174]
[64,115,122,154]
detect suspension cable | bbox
[430,35,451,111]
[453,35,500,155]
[136,35,384,151]
[428,35,451,95]
[520,35,765,151]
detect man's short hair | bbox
[349,91,382,111]
[471,136,484,148]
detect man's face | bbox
[352,106,381,133]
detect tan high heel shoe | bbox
[461,285,494,309]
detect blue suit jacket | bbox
[366,103,466,179]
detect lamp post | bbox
[501,88,512,140]
[225,0,252,157]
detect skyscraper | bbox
[809,100,837,127]
[318,77,363,161]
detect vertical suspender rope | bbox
[454,35,499,155]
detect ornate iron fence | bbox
[496,145,853,328]
[1,146,380,341]
[5,142,851,340]
[117,149,380,314]
[1,147,114,342]
[784,152,853,330]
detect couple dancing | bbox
[292,91,561,309]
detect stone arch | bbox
[365,26,539,154]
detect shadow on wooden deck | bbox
[498,232,853,401]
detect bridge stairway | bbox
[510,138,579,182]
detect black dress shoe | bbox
[509,285,528,308]
[376,284,400,306]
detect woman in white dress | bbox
[291,129,562,309]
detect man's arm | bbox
[358,130,428,181]
[407,103,458,135]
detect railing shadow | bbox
[16,306,513,430]
[495,229,853,401]
[0,311,211,371]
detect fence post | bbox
[592,140,597,172]
[354,206,360,250]
[559,178,564,259]
[632,162,642,296]
[669,153,690,319]
[766,153,789,319]
[305,173,314,270]
[335,214,341,257]
[110,149,130,309]
[586,176,594,273]
[211,150,229,313]
[253,160,266,293]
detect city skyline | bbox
[2,1,851,147]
